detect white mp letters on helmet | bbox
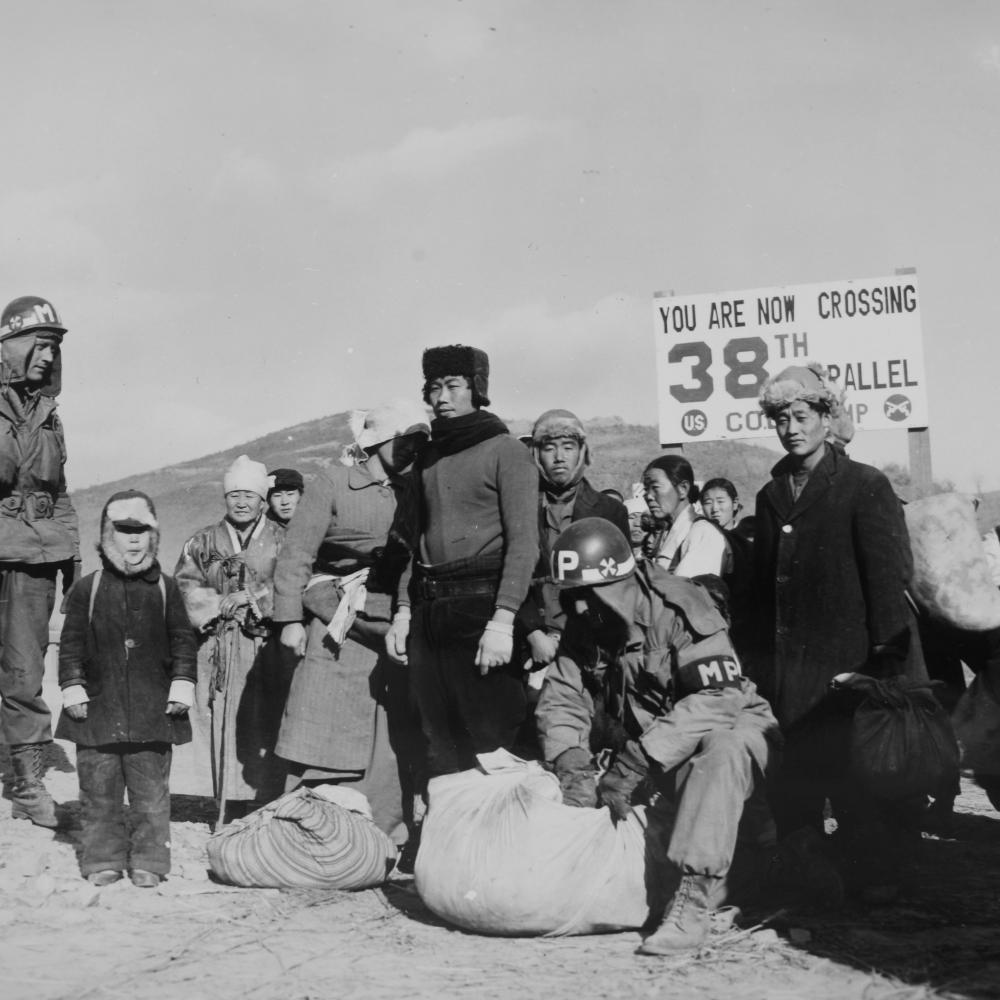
[556,550,580,580]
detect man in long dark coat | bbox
[753,362,926,900]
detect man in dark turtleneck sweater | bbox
[386,345,538,778]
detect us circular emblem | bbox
[884,394,912,422]
[9,313,22,332]
[599,557,619,578]
[680,409,707,437]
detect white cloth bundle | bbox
[414,759,665,936]
[905,493,1000,630]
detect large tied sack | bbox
[905,493,1000,631]
[414,763,664,936]
[207,786,396,889]
[841,674,960,801]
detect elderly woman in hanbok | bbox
[174,455,287,824]
[272,401,429,847]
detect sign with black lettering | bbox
[652,275,928,443]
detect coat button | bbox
[781,524,793,534]
[776,574,789,584]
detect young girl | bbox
[700,477,742,531]
[57,490,197,887]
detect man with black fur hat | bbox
[386,345,539,778]
[0,295,80,828]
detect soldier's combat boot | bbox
[637,872,721,956]
[9,743,59,829]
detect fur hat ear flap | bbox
[99,489,160,574]
[471,369,490,408]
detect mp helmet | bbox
[0,296,67,342]
[0,296,66,393]
[550,517,636,588]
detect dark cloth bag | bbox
[840,675,959,801]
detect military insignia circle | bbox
[9,314,22,332]
[883,394,911,422]
[599,557,618,578]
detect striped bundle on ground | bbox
[206,786,396,889]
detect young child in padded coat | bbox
[57,490,197,887]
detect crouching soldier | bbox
[536,518,779,955]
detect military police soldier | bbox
[0,296,80,827]
[537,519,777,954]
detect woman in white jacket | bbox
[641,455,727,578]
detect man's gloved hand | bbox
[552,746,597,808]
[598,740,648,822]
[165,701,189,716]
[526,629,559,667]
[64,703,88,722]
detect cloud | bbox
[310,116,553,209]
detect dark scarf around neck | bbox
[428,409,508,458]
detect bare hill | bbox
[70,412,789,573]
[71,412,354,573]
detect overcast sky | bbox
[3,1,996,490]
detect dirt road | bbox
[1,734,998,1000]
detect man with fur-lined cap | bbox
[753,361,927,902]
[0,295,80,828]
[386,345,539,778]
[520,408,630,669]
